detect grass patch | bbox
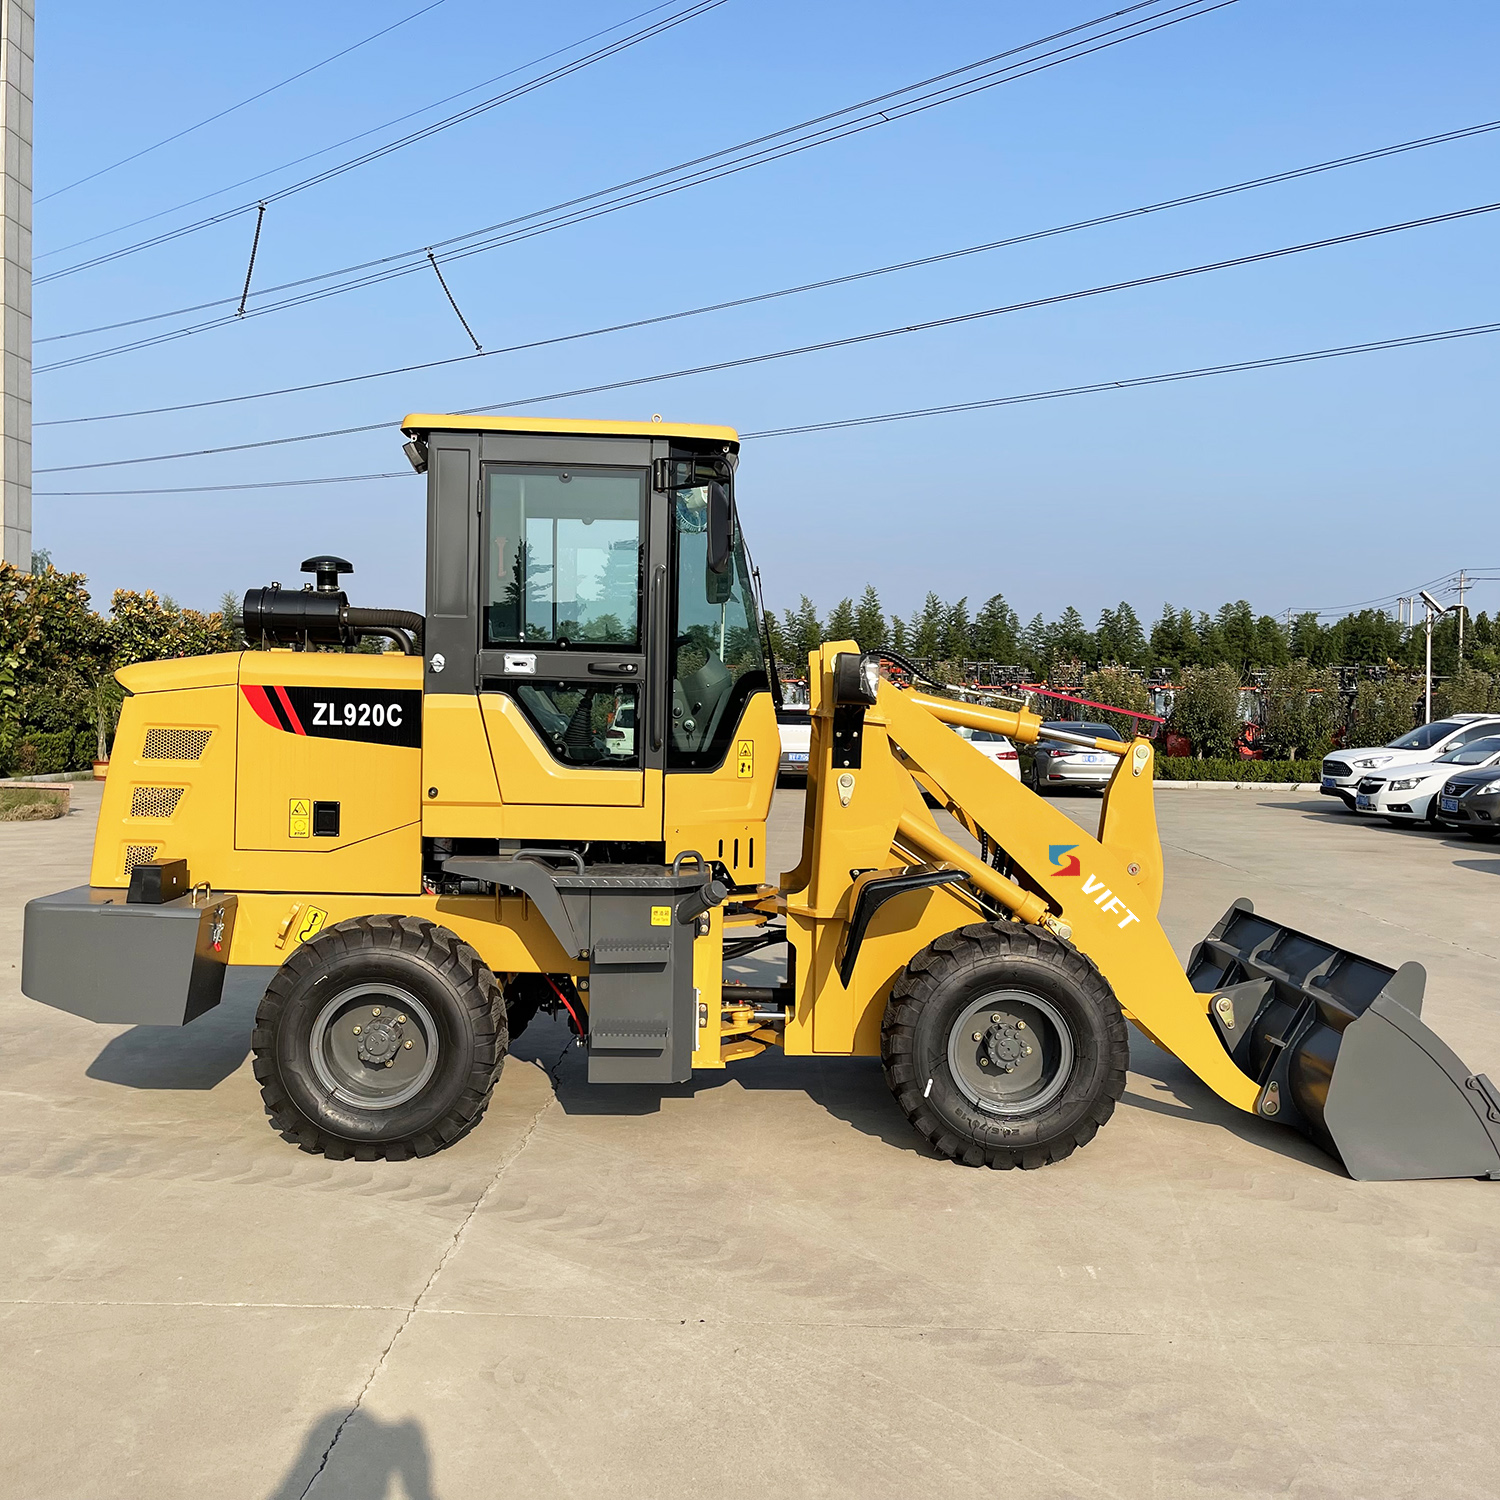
[1156,757,1323,783]
[0,786,69,821]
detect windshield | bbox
[1389,720,1460,750]
[1438,736,1500,765]
[668,481,767,769]
[1043,720,1123,742]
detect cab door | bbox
[475,459,660,833]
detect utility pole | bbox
[0,0,31,570]
[1419,590,1454,724]
[1456,569,1469,665]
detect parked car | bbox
[1353,735,1500,825]
[951,722,1021,779]
[1019,721,1125,792]
[604,693,635,758]
[1321,713,1500,808]
[1434,765,1500,840]
[777,705,811,780]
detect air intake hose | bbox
[344,607,425,656]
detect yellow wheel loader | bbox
[21,415,1500,1179]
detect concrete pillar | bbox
[0,0,31,569]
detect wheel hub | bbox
[947,991,1074,1117]
[309,984,439,1111]
[355,1014,405,1065]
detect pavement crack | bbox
[297,1090,555,1498]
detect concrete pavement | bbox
[2,781,1497,1498]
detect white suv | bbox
[1321,713,1500,809]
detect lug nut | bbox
[990,1013,1001,1023]
[404,1040,413,1050]
[352,1025,362,1035]
[1004,1064,1015,1074]
[385,1060,394,1068]
[397,1014,407,1024]
[979,1058,989,1067]
[372,1007,382,1017]
[1025,1046,1033,1055]
[1017,1021,1027,1030]
[972,1031,983,1041]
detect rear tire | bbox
[252,916,507,1160]
[881,923,1128,1169]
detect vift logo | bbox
[1049,844,1082,877]
[1081,873,1140,931]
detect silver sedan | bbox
[1020,720,1125,792]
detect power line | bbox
[35,1,687,256]
[34,0,1234,339]
[33,0,734,286]
[35,472,409,497]
[36,320,1500,496]
[37,0,451,205]
[38,115,1500,425]
[34,198,1500,474]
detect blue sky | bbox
[33,0,1500,627]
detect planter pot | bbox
[92,760,109,781]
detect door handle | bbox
[651,564,667,751]
[588,662,639,676]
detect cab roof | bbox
[401,413,738,447]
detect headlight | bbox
[1354,756,1394,768]
[1387,777,1421,791]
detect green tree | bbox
[825,596,857,643]
[1260,660,1339,760]
[941,597,973,661]
[1047,606,1093,665]
[1079,667,1151,741]
[1020,614,1047,674]
[1433,666,1497,718]
[1150,604,1200,673]
[1095,601,1148,667]
[1168,664,1242,758]
[911,592,945,657]
[780,596,823,673]
[975,592,1021,661]
[1348,677,1421,749]
[889,614,909,652]
[853,585,886,650]
[1214,601,1257,672]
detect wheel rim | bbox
[946,990,1075,1117]
[309,983,440,1111]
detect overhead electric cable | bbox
[37,0,452,204]
[36,321,1500,496]
[36,2,689,262]
[33,196,1500,473]
[37,115,1500,423]
[36,473,409,497]
[34,0,734,285]
[35,0,1232,305]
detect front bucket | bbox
[1188,900,1500,1181]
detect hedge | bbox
[1155,757,1323,783]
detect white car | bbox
[1354,735,1500,825]
[1321,713,1500,808]
[777,706,811,779]
[604,694,635,757]
[952,722,1022,779]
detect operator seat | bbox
[672,651,734,753]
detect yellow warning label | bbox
[650,905,671,927]
[735,737,755,779]
[296,906,328,944]
[288,798,311,838]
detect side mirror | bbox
[707,482,732,575]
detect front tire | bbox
[881,924,1128,1169]
[253,916,507,1160]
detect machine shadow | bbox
[85,992,258,1091]
[1452,859,1500,877]
[263,1409,435,1500]
[1123,1026,1345,1176]
[511,1013,932,1155]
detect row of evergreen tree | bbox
[768,589,1498,679]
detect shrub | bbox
[1260,659,1339,761]
[1433,666,1497,718]
[1167,664,1242,758]
[1156,757,1323,782]
[1079,667,1153,742]
[1348,678,1421,749]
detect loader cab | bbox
[407,416,777,887]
